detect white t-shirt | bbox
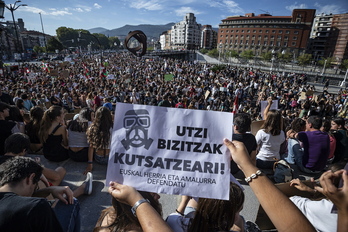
[256,129,285,161]
[290,196,337,232]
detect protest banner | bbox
[164,74,174,81]
[260,100,278,119]
[106,103,233,200]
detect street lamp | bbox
[218,42,222,65]
[270,49,276,71]
[0,1,5,18]
[5,1,27,61]
[321,59,327,76]
[340,69,348,87]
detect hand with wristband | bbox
[107,181,173,232]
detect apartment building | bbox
[218,9,315,56]
[201,25,217,49]
[171,13,202,50]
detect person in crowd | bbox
[0,133,66,187]
[290,115,330,173]
[86,92,95,110]
[102,98,113,111]
[68,108,94,162]
[94,188,163,231]
[0,156,80,232]
[0,86,14,105]
[331,117,348,162]
[25,106,44,153]
[0,102,20,155]
[85,107,113,174]
[284,118,306,164]
[6,105,25,133]
[255,106,285,169]
[166,182,252,232]
[231,113,257,174]
[16,98,28,114]
[39,105,69,162]
[321,119,336,164]
[21,93,34,112]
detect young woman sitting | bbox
[39,106,69,162]
[84,107,113,174]
[67,108,94,162]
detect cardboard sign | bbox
[106,103,233,200]
[164,74,174,81]
[260,100,279,119]
[50,69,58,76]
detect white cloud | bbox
[285,2,308,11]
[314,3,343,14]
[94,3,102,9]
[175,7,203,16]
[129,0,163,11]
[208,0,243,14]
[74,8,84,13]
[17,6,72,16]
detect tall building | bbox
[201,25,217,49]
[328,13,348,62]
[218,9,315,57]
[159,30,171,50]
[171,13,202,50]
[308,13,348,63]
[308,13,333,60]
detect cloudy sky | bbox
[2,0,347,36]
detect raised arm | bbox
[315,170,348,232]
[223,138,315,232]
[263,97,273,120]
[108,181,173,232]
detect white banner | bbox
[106,103,233,200]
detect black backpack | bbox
[273,160,293,183]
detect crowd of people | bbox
[0,51,348,232]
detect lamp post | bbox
[0,1,4,70]
[39,12,48,53]
[218,42,222,65]
[270,49,276,71]
[5,1,27,62]
[321,59,327,76]
[340,69,348,87]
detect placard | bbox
[106,103,233,200]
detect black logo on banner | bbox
[121,109,154,150]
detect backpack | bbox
[273,160,293,183]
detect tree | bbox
[33,45,45,54]
[92,33,110,49]
[109,36,120,48]
[297,54,312,66]
[200,48,208,54]
[227,50,239,58]
[318,57,334,68]
[261,51,272,61]
[240,50,254,59]
[340,59,348,70]
[207,49,219,58]
[56,27,79,48]
[278,52,292,63]
[46,37,64,52]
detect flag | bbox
[232,95,239,114]
[99,63,107,78]
[82,62,90,78]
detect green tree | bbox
[340,59,348,70]
[33,45,45,54]
[297,54,312,66]
[318,57,334,68]
[207,49,219,58]
[240,50,254,59]
[56,27,79,48]
[109,36,120,48]
[278,52,292,63]
[46,37,64,52]
[200,48,208,54]
[261,51,272,61]
[227,50,239,58]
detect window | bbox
[231,30,234,33]
[277,35,282,39]
[253,30,256,33]
[264,35,268,39]
[279,30,283,34]
[241,30,244,33]
[270,41,274,46]
[247,30,250,33]
[265,30,269,33]
[293,36,297,40]
[240,40,243,44]
[277,41,281,46]
[264,41,268,45]
[292,42,296,46]
[294,31,299,34]
[284,36,288,40]
[271,35,275,39]
[236,30,239,33]
[286,30,290,34]
[259,30,262,33]
[272,30,276,33]
[226,30,229,33]
[283,42,288,46]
